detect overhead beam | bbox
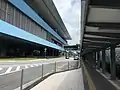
[82,42,111,50]
[85,32,120,38]
[83,39,112,44]
[85,26,120,39]
[86,28,120,34]
[83,37,120,44]
[85,28,120,38]
[89,0,120,8]
[83,42,108,46]
[87,7,120,23]
[86,22,120,29]
[84,34,119,39]
[89,5,120,9]
[82,45,102,49]
[84,34,120,42]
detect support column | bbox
[102,49,106,73]
[49,48,52,56]
[52,49,54,56]
[0,42,6,57]
[110,46,116,80]
[97,51,100,70]
[54,49,56,56]
[92,52,96,67]
[94,52,97,67]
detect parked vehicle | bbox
[74,54,79,60]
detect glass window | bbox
[26,17,29,31]
[19,12,22,29]
[14,10,20,28]
[0,10,5,20]
[1,0,6,12]
[18,12,20,27]
[0,0,1,10]
[27,18,31,32]
[7,4,14,15]
[0,0,48,40]
[21,13,25,30]
[33,22,36,35]
[14,8,17,27]
[6,14,10,23]
[24,16,27,31]
[36,25,39,36]
[31,22,34,34]
[6,4,14,25]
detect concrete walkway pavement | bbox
[31,69,84,90]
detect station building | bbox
[0,0,71,57]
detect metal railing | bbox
[0,60,79,90]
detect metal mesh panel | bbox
[115,48,120,64]
[105,49,111,63]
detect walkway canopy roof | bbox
[25,0,71,40]
[81,0,120,55]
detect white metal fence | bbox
[0,60,79,90]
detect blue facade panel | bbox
[8,0,66,44]
[0,20,64,51]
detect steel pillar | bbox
[102,49,106,73]
[110,46,116,80]
[93,52,96,67]
[97,51,100,70]
[0,42,6,57]
[52,49,54,56]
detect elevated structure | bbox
[25,0,71,40]
[81,0,120,55]
[0,0,71,57]
[81,0,120,81]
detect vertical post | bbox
[78,59,81,68]
[55,62,56,73]
[68,61,69,70]
[94,52,97,68]
[52,49,54,57]
[65,51,67,59]
[5,3,8,21]
[20,69,24,90]
[44,48,47,59]
[97,51,100,70]
[102,49,106,73]
[42,64,44,78]
[110,46,116,80]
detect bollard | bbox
[54,62,56,73]
[20,69,24,90]
[42,64,44,78]
[77,60,79,68]
[68,61,69,70]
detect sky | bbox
[53,0,81,45]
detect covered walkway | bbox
[82,60,120,90]
[81,0,120,89]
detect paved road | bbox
[0,57,73,75]
[0,57,76,90]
